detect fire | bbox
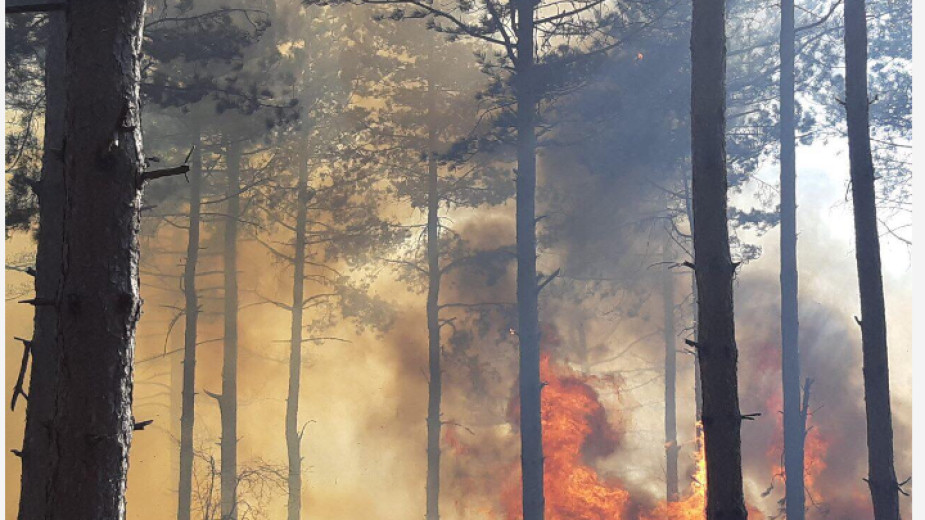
[642,422,770,519]
[642,427,706,520]
[501,354,631,520]
[766,394,830,507]
[444,425,472,456]
[495,354,769,520]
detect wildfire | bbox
[766,394,830,507]
[501,354,631,520]
[642,427,706,520]
[444,425,473,457]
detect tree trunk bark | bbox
[662,240,679,503]
[779,0,805,517]
[843,1,901,517]
[690,0,747,517]
[45,1,147,517]
[18,11,65,520]
[287,143,310,520]
[177,132,203,520]
[515,4,544,520]
[221,141,242,520]
[425,103,443,520]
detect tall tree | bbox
[285,142,311,520]
[779,0,805,517]
[140,4,297,515]
[689,0,747,519]
[316,3,660,517]
[221,140,242,520]
[177,131,203,520]
[43,0,148,517]
[318,13,515,520]
[662,238,679,503]
[843,0,901,517]
[16,11,65,520]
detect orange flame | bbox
[766,394,829,505]
[643,424,767,519]
[444,425,473,457]
[497,354,768,520]
[501,354,631,520]
[642,426,707,520]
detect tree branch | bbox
[11,337,31,411]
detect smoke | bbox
[3,4,911,520]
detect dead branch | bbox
[133,418,154,431]
[140,145,195,184]
[11,337,32,411]
[537,268,561,292]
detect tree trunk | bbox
[287,143,310,520]
[515,4,544,520]
[45,1,147,517]
[684,173,704,445]
[170,345,182,509]
[17,11,65,520]
[662,240,679,503]
[220,141,242,520]
[843,1,901,517]
[689,0,747,517]
[425,103,443,520]
[177,132,203,520]
[779,0,805,517]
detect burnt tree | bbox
[843,0,901,517]
[44,0,147,517]
[689,0,748,517]
[17,10,65,520]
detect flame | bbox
[495,353,769,520]
[642,426,706,520]
[643,423,767,520]
[766,394,830,506]
[444,425,473,457]
[501,354,631,520]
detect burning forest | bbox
[2,0,914,519]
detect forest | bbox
[2,0,913,519]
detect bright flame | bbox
[643,424,767,520]
[766,394,830,506]
[642,426,706,520]
[501,354,631,520]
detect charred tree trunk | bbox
[45,1,147,517]
[515,3,544,519]
[17,11,65,520]
[425,105,443,520]
[220,141,242,520]
[779,0,805,517]
[663,240,679,503]
[690,0,747,517]
[843,0,900,517]
[287,144,311,520]
[177,133,203,520]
